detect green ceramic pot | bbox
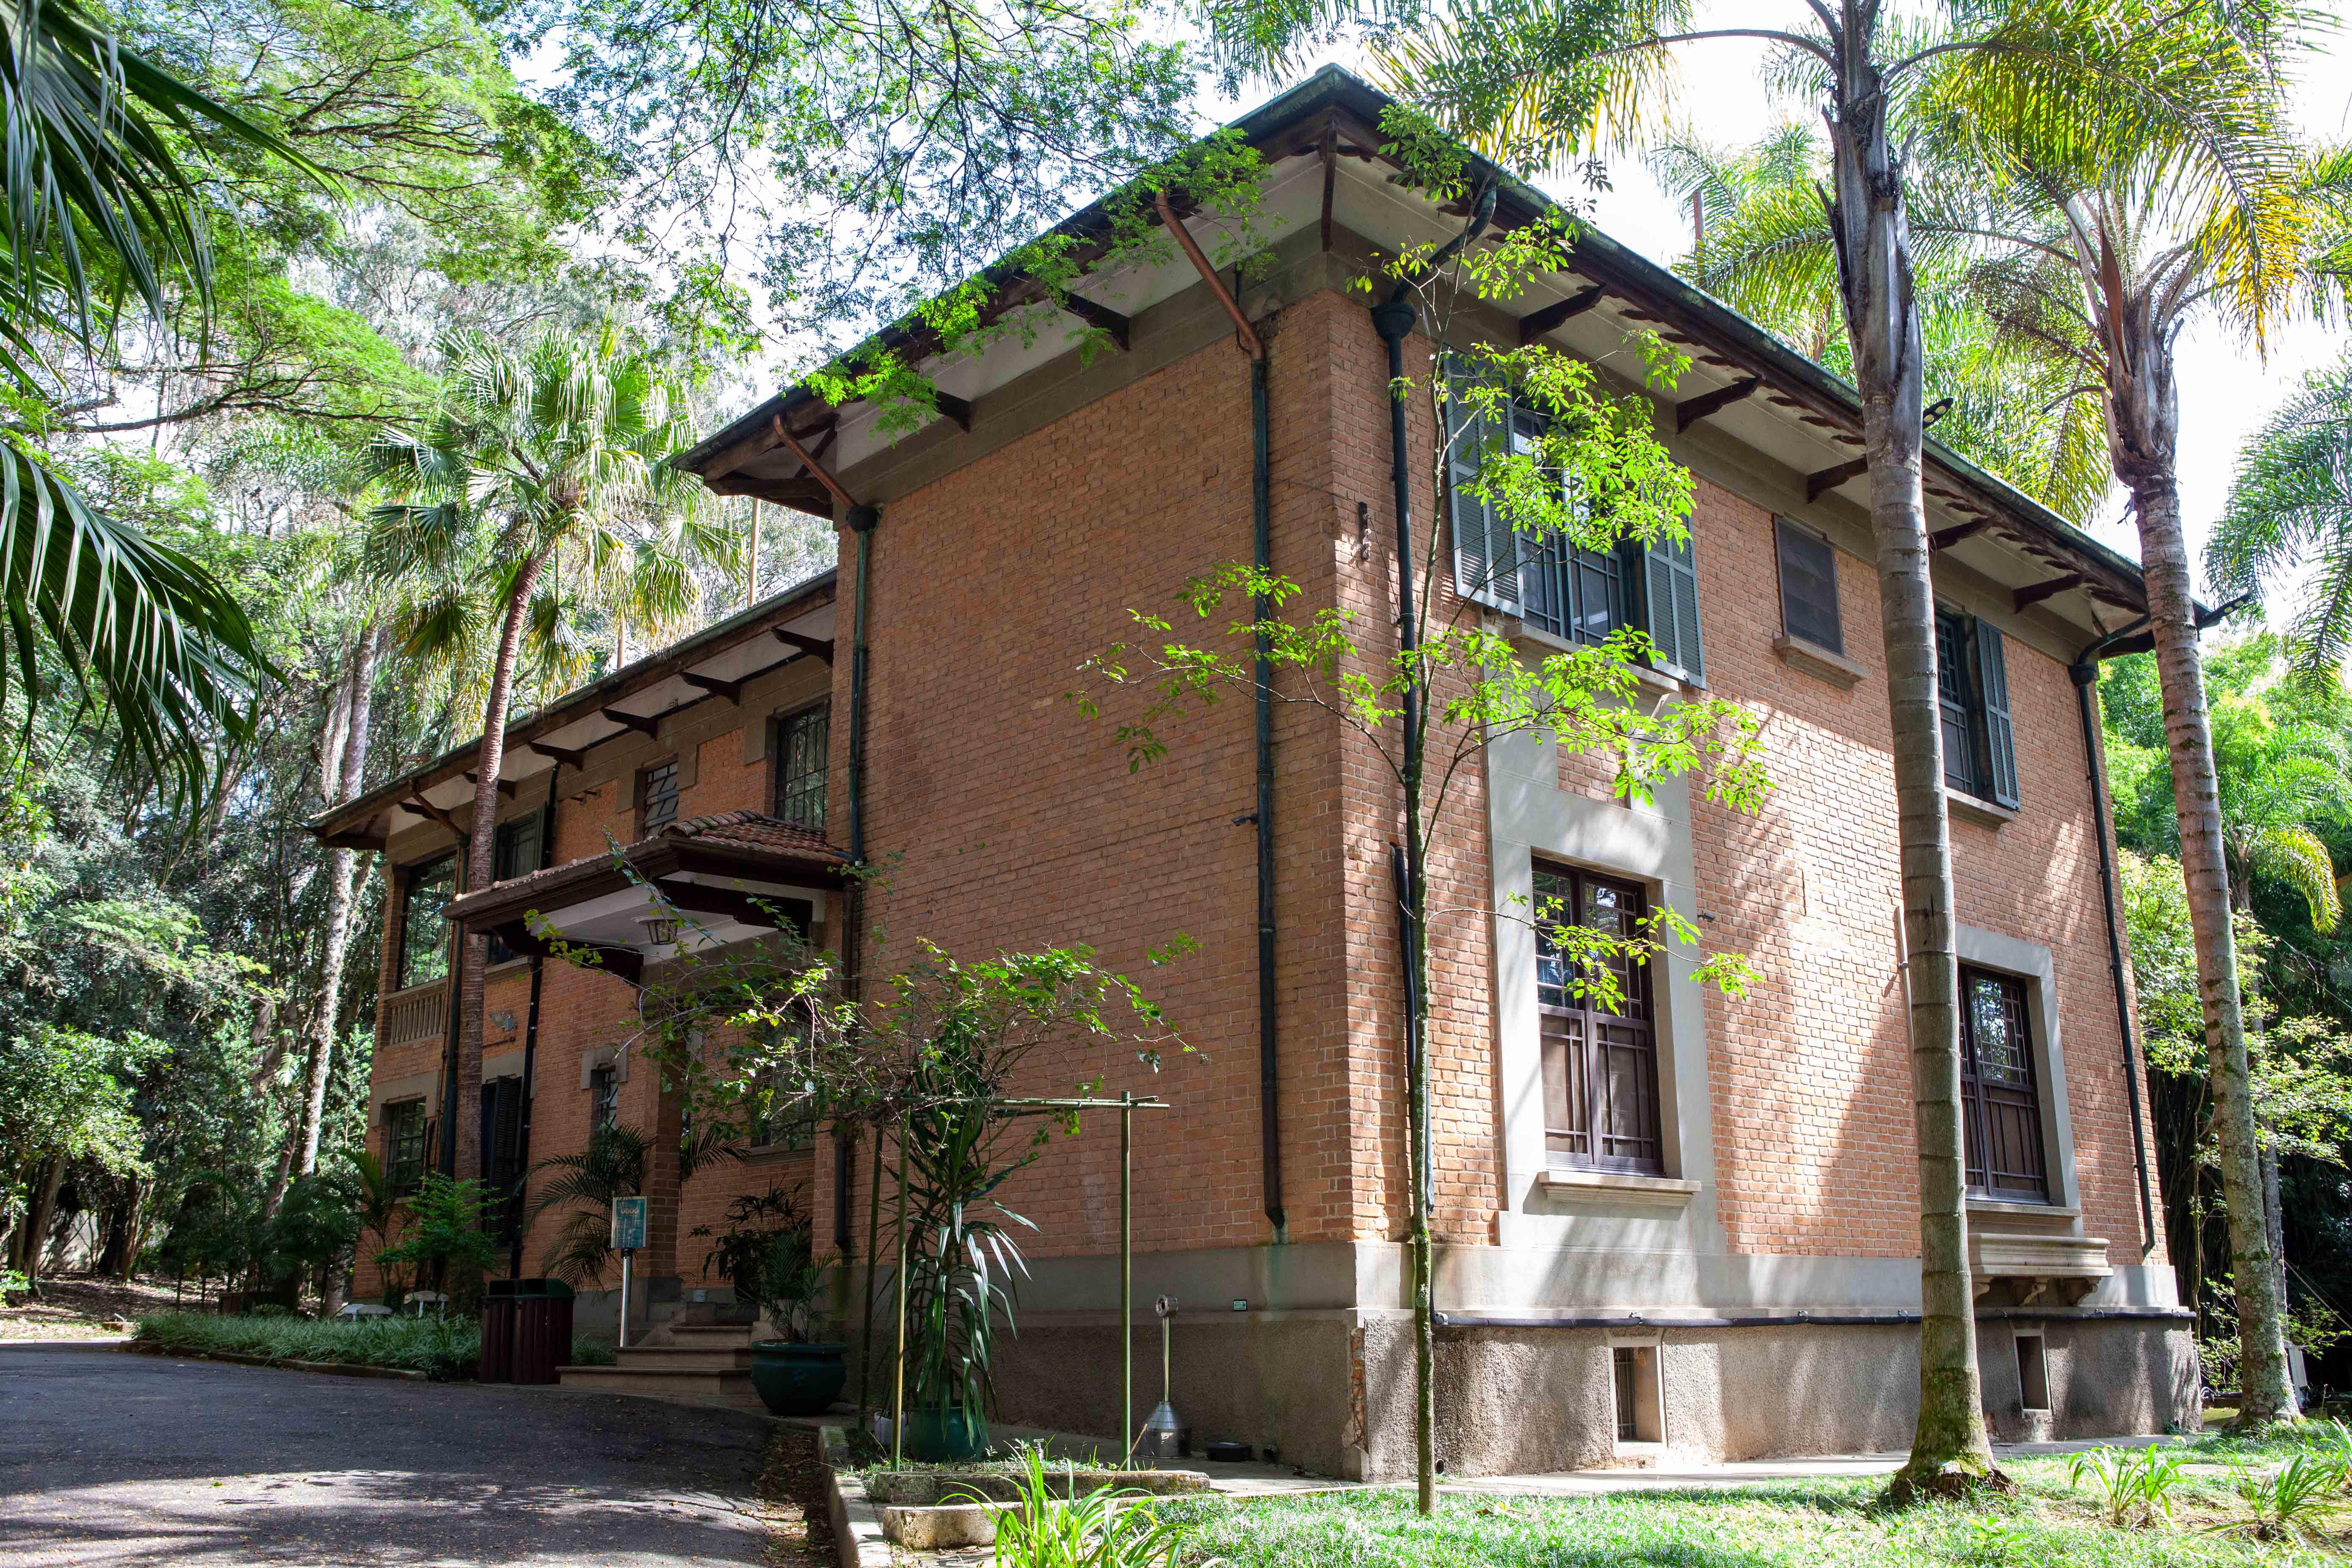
[748,1341,847,1416]
[901,1403,990,1463]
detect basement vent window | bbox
[2017,1333,2050,1413]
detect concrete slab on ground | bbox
[0,1342,776,1566]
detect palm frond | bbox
[2248,824,2340,933]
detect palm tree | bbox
[528,1122,652,1285]
[2211,351,2352,687]
[363,323,708,1184]
[1213,0,2266,1488]
[1648,124,2111,525]
[0,0,306,798]
[1652,45,2329,1420]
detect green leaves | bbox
[2211,351,2352,689]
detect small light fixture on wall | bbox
[489,1011,517,1032]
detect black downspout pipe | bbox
[1369,184,1494,1220]
[510,792,556,1278]
[842,503,879,1262]
[2070,617,2157,1256]
[1251,347,1283,1240]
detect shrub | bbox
[2221,1451,2348,1543]
[969,1447,1182,1568]
[133,1311,482,1380]
[2066,1445,2186,1528]
[568,1335,618,1367]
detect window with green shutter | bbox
[1444,361,1706,680]
[1934,606,2021,809]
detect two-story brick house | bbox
[313,68,2195,1477]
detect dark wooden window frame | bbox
[395,854,455,991]
[383,1097,428,1195]
[1960,963,2052,1202]
[588,1063,620,1132]
[769,700,831,833]
[638,757,682,836]
[1934,605,2021,808]
[1534,862,1666,1175]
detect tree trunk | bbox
[2106,309,2296,1422]
[17,1157,63,1291]
[267,626,384,1216]
[1820,13,1993,1490]
[453,553,549,1186]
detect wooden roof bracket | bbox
[2013,573,2085,612]
[679,670,745,704]
[463,771,517,798]
[1154,188,1264,362]
[772,628,836,663]
[1058,290,1131,351]
[1518,285,1606,346]
[601,706,665,738]
[773,414,860,513]
[527,740,589,773]
[405,794,464,836]
[1929,519,1991,551]
[1675,375,1761,434]
[1805,455,1870,501]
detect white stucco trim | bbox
[1486,723,1722,1259]
[1954,923,2081,1217]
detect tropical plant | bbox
[975,1447,1184,1568]
[753,1220,828,1344]
[347,1150,408,1302]
[2211,351,2352,688]
[2066,1444,2187,1528]
[373,1172,499,1308]
[691,1185,810,1302]
[0,0,306,800]
[2220,1450,2347,1542]
[362,323,718,1184]
[527,1120,651,1285]
[263,1167,362,1302]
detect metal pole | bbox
[892,1110,910,1466]
[618,1250,632,1350]
[857,1125,883,1418]
[1121,1092,1134,1458]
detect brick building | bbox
[313,69,2195,1477]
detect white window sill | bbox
[1948,790,2018,829]
[1968,1197,2076,1220]
[1772,633,1867,690]
[1499,616,1705,694]
[1538,1167,1701,1205]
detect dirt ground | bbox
[0,1272,185,1339]
[759,1427,838,1567]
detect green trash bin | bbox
[512,1277,575,1384]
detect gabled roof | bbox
[683,66,2149,626]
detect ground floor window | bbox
[1534,865,1663,1174]
[384,1099,428,1194]
[1961,965,2048,1201]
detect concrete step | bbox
[557,1364,765,1412]
[613,1345,759,1372]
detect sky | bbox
[1219,15,2352,594]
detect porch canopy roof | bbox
[442,810,850,986]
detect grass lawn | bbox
[131,1311,618,1379]
[1152,1438,2352,1567]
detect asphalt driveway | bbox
[0,1343,776,1567]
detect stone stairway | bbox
[557,1306,766,1411]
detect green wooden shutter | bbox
[1976,623,2020,807]
[1445,373,1519,613]
[1642,533,1705,682]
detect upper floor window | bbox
[1775,518,1843,654]
[1446,370,1705,682]
[1934,607,2020,808]
[640,759,681,832]
[397,856,455,990]
[487,812,546,965]
[384,1098,428,1195]
[1533,865,1662,1175]
[1961,966,2047,1201]
[588,1063,619,1132]
[773,705,829,831]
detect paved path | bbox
[0,1342,775,1567]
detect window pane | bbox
[642,761,680,830]
[1935,610,1982,796]
[398,858,454,990]
[775,707,830,831]
[1775,519,1842,654]
[589,1066,618,1131]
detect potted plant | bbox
[745,1212,848,1416]
[690,1187,803,1317]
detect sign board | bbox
[610,1196,648,1253]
